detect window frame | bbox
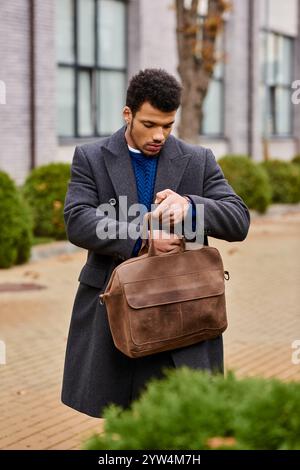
[199,16,226,138]
[200,72,226,138]
[57,0,128,142]
[261,29,294,138]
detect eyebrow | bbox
[141,120,175,126]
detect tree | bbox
[176,0,230,142]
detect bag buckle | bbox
[224,271,230,281]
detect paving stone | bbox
[0,211,299,449]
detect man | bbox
[61,68,250,418]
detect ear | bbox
[123,106,132,125]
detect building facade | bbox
[0,0,300,183]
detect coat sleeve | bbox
[186,148,250,242]
[64,146,138,260]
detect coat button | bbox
[108,198,117,206]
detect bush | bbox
[218,155,272,213]
[84,368,300,450]
[292,155,300,165]
[23,163,71,239]
[0,170,32,268]
[261,160,300,203]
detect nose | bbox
[153,128,164,143]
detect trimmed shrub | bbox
[84,368,300,450]
[261,160,300,203]
[218,155,272,213]
[0,170,32,268]
[23,163,71,239]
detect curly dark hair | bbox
[126,68,182,115]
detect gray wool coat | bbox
[61,125,250,418]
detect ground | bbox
[0,208,299,450]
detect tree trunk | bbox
[176,0,229,143]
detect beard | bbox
[126,120,162,156]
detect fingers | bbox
[153,238,182,254]
[151,238,182,254]
[152,195,175,218]
[154,188,173,204]
[152,197,187,227]
[149,229,181,241]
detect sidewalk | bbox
[0,210,299,449]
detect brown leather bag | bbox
[99,213,229,358]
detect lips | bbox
[146,144,163,152]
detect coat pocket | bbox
[78,263,109,289]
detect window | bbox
[261,32,293,136]
[200,27,225,137]
[55,0,127,138]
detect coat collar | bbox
[101,126,191,219]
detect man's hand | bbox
[152,189,190,227]
[147,229,182,254]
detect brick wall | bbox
[0,0,57,184]
[0,0,31,184]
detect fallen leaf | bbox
[206,436,236,449]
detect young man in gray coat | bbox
[61,68,250,418]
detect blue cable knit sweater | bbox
[128,147,158,256]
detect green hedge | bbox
[23,163,71,239]
[292,155,300,165]
[261,160,300,203]
[84,368,300,450]
[218,155,272,213]
[0,170,32,268]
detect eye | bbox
[143,123,153,128]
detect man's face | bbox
[123,101,177,156]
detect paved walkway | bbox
[0,210,299,449]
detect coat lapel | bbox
[102,126,192,219]
[152,135,192,198]
[102,127,138,221]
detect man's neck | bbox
[125,126,135,147]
